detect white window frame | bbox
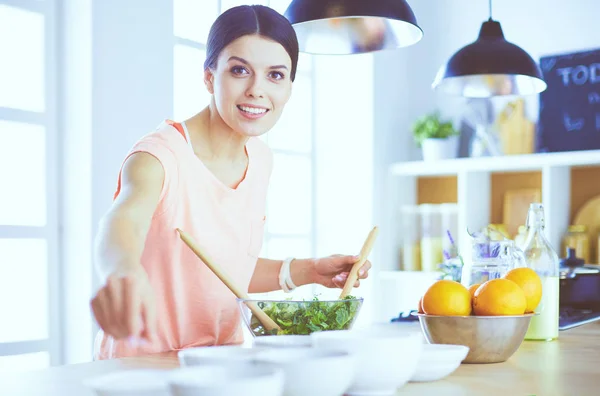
[0,0,62,367]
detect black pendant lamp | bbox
[432,0,546,97]
[283,0,423,55]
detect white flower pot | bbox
[421,136,459,161]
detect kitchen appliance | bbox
[559,248,600,330]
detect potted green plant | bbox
[412,112,460,161]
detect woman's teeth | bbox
[238,105,268,114]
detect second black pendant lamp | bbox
[283,0,423,55]
[432,0,546,97]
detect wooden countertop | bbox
[1,322,599,396]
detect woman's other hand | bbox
[311,254,372,289]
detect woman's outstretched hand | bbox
[90,268,158,343]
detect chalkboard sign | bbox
[537,48,600,152]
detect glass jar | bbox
[486,223,510,240]
[461,239,526,287]
[419,204,443,272]
[561,225,589,263]
[400,205,421,271]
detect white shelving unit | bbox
[373,149,600,322]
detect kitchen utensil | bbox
[176,228,280,333]
[339,226,379,299]
[559,248,600,310]
[417,313,534,363]
[496,98,535,155]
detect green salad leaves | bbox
[248,296,361,336]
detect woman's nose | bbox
[246,77,265,98]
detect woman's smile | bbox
[237,103,270,119]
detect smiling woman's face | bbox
[205,34,293,137]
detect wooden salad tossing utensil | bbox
[176,228,281,333]
[339,226,379,299]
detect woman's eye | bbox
[269,71,285,80]
[231,66,249,75]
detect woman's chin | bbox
[234,122,273,138]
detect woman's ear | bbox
[204,69,214,94]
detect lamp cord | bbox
[488,0,493,20]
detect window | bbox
[0,0,60,371]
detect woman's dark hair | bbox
[204,5,299,82]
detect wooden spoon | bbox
[339,226,379,299]
[176,228,281,333]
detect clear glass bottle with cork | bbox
[522,203,560,341]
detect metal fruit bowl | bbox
[237,298,363,337]
[416,313,535,364]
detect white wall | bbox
[374,0,600,165]
[371,0,600,321]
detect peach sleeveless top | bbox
[94,120,272,359]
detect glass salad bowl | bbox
[237,297,364,337]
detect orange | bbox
[468,283,481,300]
[417,297,424,314]
[422,280,472,316]
[503,267,543,313]
[472,278,527,316]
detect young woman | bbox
[90,5,371,359]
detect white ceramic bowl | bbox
[311,328,423,396]
[177,345,263,367]
[410,344,469,382]
[254,347,356,396]
[83,369,170,396]
[167,365,284,396]
[366,322,427,342]
[253,335,312,349]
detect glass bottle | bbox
[522,203,560,341]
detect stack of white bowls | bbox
[84,323,468,396]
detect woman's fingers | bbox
[91,288,123,339]
[358,260,372,278]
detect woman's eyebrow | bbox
[228,56,288,70]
